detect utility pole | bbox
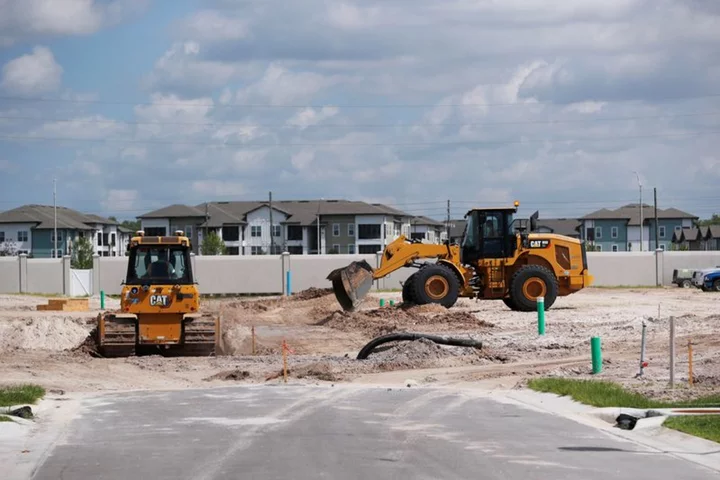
[633,171,643,251]
[654,187,660,286]
[53,178,57,258]
[316,198,322,254]
[446,199,451,241]
[268,191,274,255]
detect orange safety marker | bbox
[688,338,694,386]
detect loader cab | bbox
[460,206,518,263]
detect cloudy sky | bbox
[0,0,718,221]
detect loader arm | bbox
[327,235,462,311]
[373,235,456,278]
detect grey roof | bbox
[0,205,116,230]
[448,219,467,239]
[536,218,581,237]
[701,225,720,239]
[161,199,414,227]
[118,226,134,234]
[411,216,445,227]
[581,204,697,225]
[138,204,206,219]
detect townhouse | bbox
[579,204,698,252]
[0,204,131,258]
[137,199,422,255]
[672,225,720,251]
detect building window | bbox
[251,226,262,238]
[251,246,263,255]
[272,225,282,238]
[611,227,618,239]
[0,231,5,243]
[348,244,355,254]
[287,226,303,241]
[359,244,381,254]
[288,245,303,254]
[659,226,666,239]
[17,231,28,242]
[332,244,341,253]
[659,244,666,251]
[348,224,355,237]
[51,231,63,242]
[332,224,340,237]
[144,227,166,236]
[612,244,618,252]
[595,227,602,239]
[358,224,381,239]
[223,226,240,242]
[185,226,193,238]
[596,244,603,252]
[226,246,239,255]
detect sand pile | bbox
[321,306,494,338]
[367,337,481,371]
[0,315,94,352]
[291,287,334,301]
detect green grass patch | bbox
[0,384,46,407]
[0,415,12,422]
[664,416,720,443]
[527,378,720,409]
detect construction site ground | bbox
[0,287,718,401]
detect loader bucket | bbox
[326,260,375,311]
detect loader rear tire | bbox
[412,263,460,308]
[509,265,558,312]
[502,297,517,310]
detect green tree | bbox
[71,236,94,269]
[201,231,226,255]
[698,214,720,227]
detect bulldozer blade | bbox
[326,260,375,311]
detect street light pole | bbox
[53,177,57,258]
[634,171,643,251]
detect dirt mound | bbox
[204,369,251,381]
[321,307,493,337]
[292,288,334,301]
[367,338,480,370]
[292,361,343,381]
[0,315,94,352]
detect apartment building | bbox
[0,204,131,258]
[138,199,416,255]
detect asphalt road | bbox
[31,385,716,480]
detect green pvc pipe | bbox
[100,290,105,310]
[379,298,385,307]
[591,336,602,374]
[537,296,545,335]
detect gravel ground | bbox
[0,287,717,399]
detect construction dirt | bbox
[0,287,718,400]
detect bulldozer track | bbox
[98,314,137,358]
[179,315,219,357]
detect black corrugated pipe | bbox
[356,332,483,360]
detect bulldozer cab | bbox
[460,207,518,264]
[124,235,194,286]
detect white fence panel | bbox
[70,269,93,297]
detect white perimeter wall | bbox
[3,251,720,295]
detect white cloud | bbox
[177,10,250,43]
[286,106,339,130]
[103,189,139,211]
[564,101,607,114]
[192,180,245,196]
[0,0,148,45]
[1,46,63,95]
[235,64,345,105]
[31,114,127,139]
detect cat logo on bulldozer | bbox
[150,295,170,307]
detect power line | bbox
[1,92,720,109]
[1,111,718,129]
[1,129,717,148]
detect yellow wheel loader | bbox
[96,230,220,357]
[327,204,594,312]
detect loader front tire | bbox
[509,265,558,312]
[402,272,418,305]
[412,264,460,308]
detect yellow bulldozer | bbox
[96,230,220,357]
[328,204,593,312]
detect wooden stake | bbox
[282,339,288,383]
[669,316,675,387]
[251,325,256,355]
[688,338,693,386]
